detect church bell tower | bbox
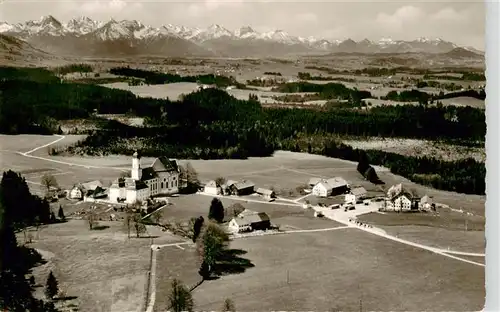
[131,151,142,180]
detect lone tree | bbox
[49,211,57,223]
[123,212,133,239]
[184,162,200,192]
[44,271,59,300]
[215,177,226,187]
[208,198,224,223]
[168,279,194,312]
[197,222,230,279]
[57,205,65,221]
[133,214,146,238]
[192,216,204,243]
[87,210,98,230]
[222,298,236,312]
[151,210,163,224]
[41,174,58,194]
[357,150,370,176]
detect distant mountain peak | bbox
[0,15,477,57]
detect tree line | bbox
[271,81,372,103]
[297,72,356,82]
[305,65,485,80]
[53,63,93,75]
[283,136,484,195]
[423,72,486,81]
[108,67,243,87]
[382,89,486,103]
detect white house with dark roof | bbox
[109,151,180,204]
[345,186,367,204]
[204,180,221,195]
[312,177,349,197]
[256,188,276,200]
[70,180,103,200]
[384,183,419,211]
[228,209,271,233]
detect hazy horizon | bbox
[0,0,485,50]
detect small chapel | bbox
[109,151,180,204]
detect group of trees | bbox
[109,67,243,88]
[1,170,52,228]
[0,170,60,311]
[305,65,486,81]
[263,71,282,76]
[423,72,486,81]
[53,64,93,76]
[272,81,372,103]
[382,89,486,103]
[415,80,463,91]
[297,72,356,83]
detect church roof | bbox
[141,167,157,181]
[151,157,179,173]
[125,178,148,190]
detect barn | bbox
[230,180,255,196]
[256,188,276,200]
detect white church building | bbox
[109,151,180,204]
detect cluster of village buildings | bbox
[66,153,435,234]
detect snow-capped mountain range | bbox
[0,15,483,57]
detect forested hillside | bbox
[0,66,486,195]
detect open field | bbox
[374,224,485,254]
[180,228,485,311]
[153,244,202,312]
[439,96,485,108]
[342,138,485,162]
[359,210,484,231]
[25,220,184,312]
[357,211,485,253]
[0,134,60,153]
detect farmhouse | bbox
[345,187,367,204]
[221,180,238,195]
[228,210,271,233]
[70,180,103,200]
[109,152,180,204]
[312,177,349,197]
[256,188,276,200]
[83,185,107,202]
[419,195,435,211]
[223,203,247,223]
[384,183,419,211]
[203,180,222,195]
[229,180,255,196]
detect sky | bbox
[0,0,485,49]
